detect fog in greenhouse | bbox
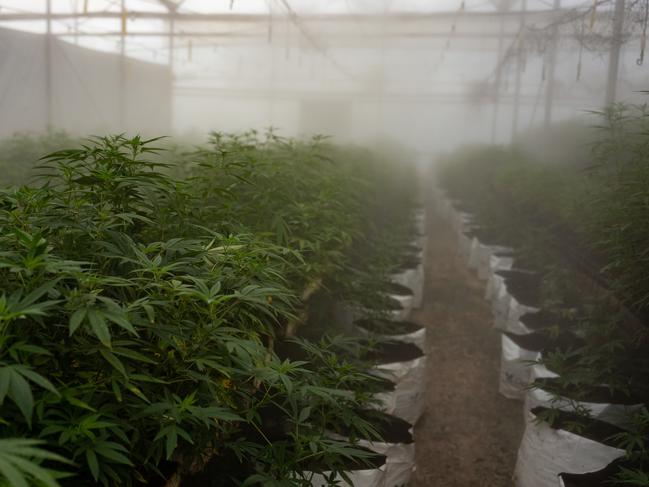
[1,0,648,161]
[5,2,649,486]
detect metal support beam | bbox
[119,0,126,129]
[491,14,506,143]
[0,8,577,23]
[605,0,625,106]
[45,0,52,129]
[511,0,527,139]
[543,0,561,127]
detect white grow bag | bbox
[485,271,506,304]
[328,432,415,487]
[513,411,626,487]
[505,298,540,334]
[356,439,414,487]
[308,464,386,487]
[391,263,424,309]
[492,290,539,333]
[478,246,514,281]
[372,356,427,425]
[499,334,541,400]
[492,285,512,330]
[388,293,414,322]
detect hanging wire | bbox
[431,0,466,75]
[637,0,649,65]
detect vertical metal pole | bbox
[74,0,79,44]
[120,0,126,130]
[543,0,561,128]
[168,10,175,133]
[45,0,52,130]
[491,13,506,143]
[511,0,527,140]
[605,0,626,106]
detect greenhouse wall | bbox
[0,27,171,136]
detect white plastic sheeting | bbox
[499,334,541,400]
[513,411,626,487]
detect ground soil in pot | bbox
[496,269,542,306]
[560,458,635,487]
[384,282,414,296]
[396,256,421,271]
[503,331,584,353]
[356,318,423,336]
[364,340,424,364]
[534,377,649,404]
[531,406,626,447]
[519,309,578,331]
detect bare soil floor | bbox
[408,209,525,487]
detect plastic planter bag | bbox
[358,439,414,487]
[478,246,514,281]
[307,465,386,487]
[513,410,626,487]
[391,263,424,305]
[521,365,558,419]
[414,263,425,309]
[499,334,541,400]
[485,270,506,303]
[491,285,511,330]
[505,298,540,334]
[388,294,413,322]
[371,352,426,425]
[392,266,424,310]
[329,414,415,487]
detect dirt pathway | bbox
[408,208,524,487]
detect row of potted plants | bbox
[431,106,649,486]
[0,131,427,486]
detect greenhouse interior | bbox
[0,0,648,486]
